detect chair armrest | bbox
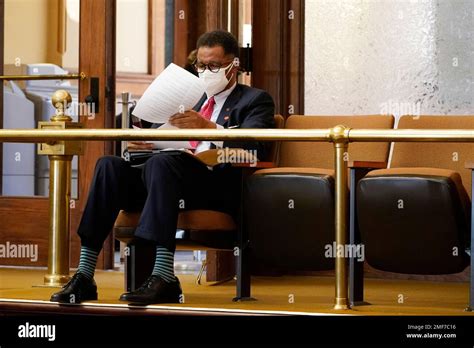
[348,161,387,169]
[231,162,275,168]
[193,149,221,166]
[465,161,474,169]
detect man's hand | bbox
[169,110,217,129]
[127,141,154,151]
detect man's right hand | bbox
[127,141,155,151]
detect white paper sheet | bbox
[132,63,206,123]
[133,124,192,149]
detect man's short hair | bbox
[196,30,239,58]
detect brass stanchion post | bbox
[38,90,83,287]
[120,92,131,159]
[331,125,350,310]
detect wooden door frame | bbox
[0,0,3,191]
[71,0,116,269]
[0,0,116,269]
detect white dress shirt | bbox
[194,83,237,154]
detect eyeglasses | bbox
[193,61,233,73]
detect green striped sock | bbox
[77,246,99,279]
[151,246,176,283]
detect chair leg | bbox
[466,170,474,311]
[233,168,255,302]
[124,244,133,293]
[233,242,255,301]
[123,242,155,292]
[349,168,370,306]
[196,259,207,285]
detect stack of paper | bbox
[132,123,192,149]
[132,63,206,123]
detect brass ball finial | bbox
[329,124,350,143]
[51,89,73,122]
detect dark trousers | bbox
[78,152,237,253]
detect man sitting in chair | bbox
[50,30,275,304]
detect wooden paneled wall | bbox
[252,0,304,117]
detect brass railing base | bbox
[334,298,350,310]
[38,91,84,288]
[43,274,71,287]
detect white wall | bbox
[304,0,474,118]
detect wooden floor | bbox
[0,267,473,316]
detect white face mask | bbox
[198,62,234,97]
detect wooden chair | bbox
[114,115,284,301]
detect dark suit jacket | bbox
[192,83,275,160]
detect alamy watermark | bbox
[380,99,421,118]
[324,242,365,262]
[18,322,55,341]
[55,100,96,119]
[216,148,258,167]
[0,241,38,262]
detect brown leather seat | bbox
[113,115,284,291]
[245,115,394,272]
[357,115,473,274]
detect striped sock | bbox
[77,246,99,279]
[151,246,176,283]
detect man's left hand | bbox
[169,110,216,129]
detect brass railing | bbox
[0,89,473,310]
[0,128,330,142]
[1,127,473,143]
[1,125,473,310]
[0,73,86,81]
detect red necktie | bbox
[190,96,216,149]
